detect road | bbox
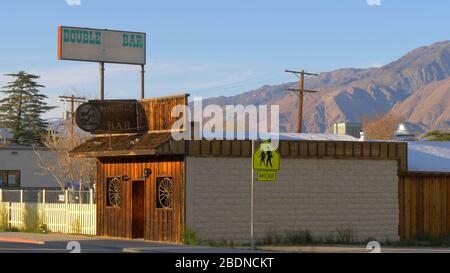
[1,233,449,253]
[0,233,265,253]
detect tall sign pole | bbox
[141,64,145,99]
[285,69,319,133]
[251,139,255,250]
[100,62,105,100]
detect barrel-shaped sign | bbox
[76,100,144,134]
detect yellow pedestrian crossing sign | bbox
[253,142,280,171]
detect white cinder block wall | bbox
[186,157,399,244]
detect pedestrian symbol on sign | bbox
[253,142,280,171]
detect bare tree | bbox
[362,113,402,140]
[33,120,96,191]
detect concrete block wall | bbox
[186,157,399,244]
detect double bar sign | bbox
[58,26,146,65]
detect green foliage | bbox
[38,211,50,234]
[208,240,236,248]
[334,227,356,244]
[386,234,450,247]
[284,230,315,245]
[260,228,358,246]
[0,71,56,144]
[423,130,450,141]
[71,217,82,234]
[0,203,8,230]
[5,227,20,232]
[182,227,200,245]
[260,230,284,245]
[21,204,39,232]
[260,229,315,245]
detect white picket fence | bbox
[0,190,96,235]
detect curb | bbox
[122,248,142,253]
[0,237,45,245]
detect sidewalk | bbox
[0,232,266,253]
[259,245,450,253]
[0,232,98,245]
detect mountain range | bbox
[199,41,450,134]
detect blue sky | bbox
[1,0,450,118]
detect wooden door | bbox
[132,181,145,239]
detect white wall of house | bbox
[186,157,399,244]
[0,148,59,189]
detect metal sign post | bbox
[251,139,255,250]
[100,62,105,100]
[141,64,145,99]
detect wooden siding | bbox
[97,156,185,243]
[138,94,189,133]
[399,172,450,239]
[186,140,408,171]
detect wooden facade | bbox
[73,94,190,243]
[399,172,450,239]
[97,156,185,242]
[138,94,189,133]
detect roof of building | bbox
[201,132,360,141]
[274,133,359,141]
[69,132,173,158]
[408,141,450,172]
[69,131,377,159]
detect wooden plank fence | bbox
[399,172,450,239]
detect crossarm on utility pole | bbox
[284,69,320,133]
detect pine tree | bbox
[0,71,55,144]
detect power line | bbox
[59,95,87,137]
[285,69,320,133]
[189,71,284,95]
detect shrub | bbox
[335,227,356,244]
[182,227,200,245]
[0,204,9,230]
[260,230,283,245]
[285,230,314,245]
[22,204,39,232]
[71,217,82,234]
[37,210,50,233]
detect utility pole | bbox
[59,95,87,136]
[285,69,319,133]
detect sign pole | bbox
[251,139,255,250]
[141,64,145,99]
[100,62,105,100]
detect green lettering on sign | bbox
[62,28,101,45]
[257,171,277,182]
[122,33,144,48]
